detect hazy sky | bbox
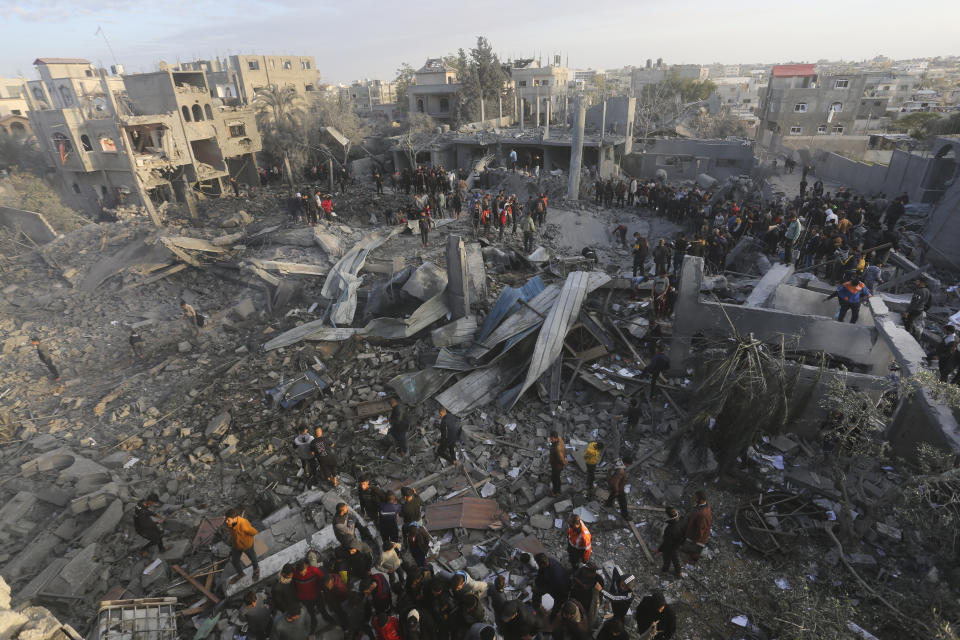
[2,0,959,83]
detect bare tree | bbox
[396,112,440,169]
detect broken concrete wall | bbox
[621,138,755,182]
[672,257,893,374]
[0,206,58,244]
[772,284,874,326]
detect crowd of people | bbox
[129,402,721,640]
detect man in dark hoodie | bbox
[657,507,685,577]
[635,591,676,639]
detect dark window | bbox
[11,109,21,115]
[192,104,203,121]
[248,61,260,70]
[72,183,80,193]
[182,105,191,121]
[229,124,246,137]
[204,104,213,120]
[59,85,73,106]
[80,134,93,151]
[439,97,450,112]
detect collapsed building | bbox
[24,59,261,219]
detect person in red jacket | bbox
[372,612,402,640]
[683,490,712,561]
[293,560,325,631]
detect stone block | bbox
[178,341,192,353]
[159,539,192,561]
[206,412,231,438]
[553,499,573,512]
[529,515,553,530]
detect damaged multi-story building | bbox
[25,58,261,217]
[172,54,320,105]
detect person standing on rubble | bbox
[783,215,802,265]
[656,507,685,577]
[604,456,632,520]
[225,508,261,584]
[378,491,403,543]
[652,239,671,276]
[523,212,537,254]
[641,343,670,399]
[179,301,202,337]
[436,407,461,464]
[405,522,432,568]
[419,207,432,248]
[583,441,603,498]
[632,234,649,278]
[134,493,167,556]
[240,591,273,640]
[824,275,871,324]
[389,398,410,455]
[400,486,423,526]
[682,490,712,562]
[509,149,518,172]
[566,514,592,567]
[30,337,60,382]
[375,171,384,195]
[903,277,932,337]
[549,431,567,496]
[293,426,315,488]
[310,426,339,488]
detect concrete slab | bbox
[17,558,68,602]
[79,499,124,546]
[223,525,337,597]
[0,492,37,530]
[744,263,794,308]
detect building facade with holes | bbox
[26,59,261,215]
[408,59,462,121]
[757,64,882,145]
[228,55,319,105]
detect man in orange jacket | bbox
[226,508,261,584]
[566,514,592,567]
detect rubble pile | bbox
[0,170,958,640]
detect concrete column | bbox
[566,96,586,201]
[544,101,551,139]
[520,98,525,130]
[445,234,470,318]
[600,101,607,145]
[536,96,541,129]
[670,255,703,370]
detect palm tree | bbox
[253,84,306,185]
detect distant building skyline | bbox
[2,0,959,84]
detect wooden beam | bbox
[627,521,655,563]
[172,564,221,604]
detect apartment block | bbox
[26,59,260,215]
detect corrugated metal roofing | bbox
[425,496,501,530]
[477,276,545,343]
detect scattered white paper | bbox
[508,467,521,478]
[505,423,517,431]
[775,578,791,590]
[731,615,749,627]
[123,457,140,469]
[143,558,162,575]
[480,482,496,498]
[554,518,563,528]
